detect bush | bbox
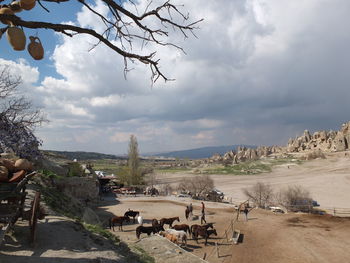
[277,185,313,212]
[243,182,274,208]
[177,175,214,197]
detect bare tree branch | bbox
[0,0,202,82]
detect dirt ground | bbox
[155,152,350,211]
[98,195,350,263]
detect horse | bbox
[137,215,143,226]
[160,217,180,228]
[190,222,214,236]
[136,225,161,239]
[109,216,130,231]
[164,229,187,246]
[159,231,179,244]
[124,209,140,223]
[172,224,191,235]
[192,226,217,245]
[152,219,165,231]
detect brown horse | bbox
[152,219,165,231]
[192,226,217,245]
[160,217,180,228]
[109,216,130,231]
[172,224,191,234]
[190,222,214,237]
[124,210,140,223]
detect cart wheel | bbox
[29,191,41,243]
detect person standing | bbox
[243,206,249,221]
[189,203,193,217]
[201,201,206,224]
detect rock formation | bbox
[287,121,350,153]
[209,121,350,164]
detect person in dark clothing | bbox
[201,202,206,224]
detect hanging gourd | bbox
[19,0,36,11]
[0,7,14,25]
[7,26,26,51]
[10,1,23,13]
[27,36,44,60]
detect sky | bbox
[1,0,350,155]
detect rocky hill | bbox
[208,121,350,164]
[287,121,350,153]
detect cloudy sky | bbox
[1,0,350,155]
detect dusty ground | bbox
[0,215,127,263]
[98,195,350,263]
[155,152,350,211]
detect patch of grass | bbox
[202,161,272,175]
[155,167,192,173]
[39,169,64,180]
[37,184,83,219]
[82,222,154,263]
[201,157,303,175]
[131,246,156,263]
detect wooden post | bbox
[216,242,219,258]
[203,252,207,260]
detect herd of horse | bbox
[109,209,218,246]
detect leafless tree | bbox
[0,65,46,159]
[276,185,312,212]
[0,65,44,127]
[178,175,214,197]
[243,182,274,208]
[0,0,202,82]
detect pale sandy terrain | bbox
[155,152,350,210]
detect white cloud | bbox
[5,0,348,154]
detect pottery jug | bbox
[27,36,44,60]
[19,0,36,11]
[7,26,26,51]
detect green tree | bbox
[127,134,141,185]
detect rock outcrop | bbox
[287,121,350,153]
[209,121,350,164]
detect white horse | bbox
[137,215,143,226]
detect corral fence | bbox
[283,205,350,217]
[320,207,350,217]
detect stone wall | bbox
[57,177,99,201]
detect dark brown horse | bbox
[124,210,140,223]
[190,222,214,237]
[109,216,130,231]
[136,225,162,239]
[192,226,217,245]
[152,219,165,231]
[172,224,191,235]
[160,217,180,228]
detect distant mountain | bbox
[42,150,126,161]
[144,145,256,159]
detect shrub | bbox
[243,182,274,208]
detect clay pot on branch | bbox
[19,0,36,11]
[7,26,26,50]
[0,7,14,25]
[27,36,44,60]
